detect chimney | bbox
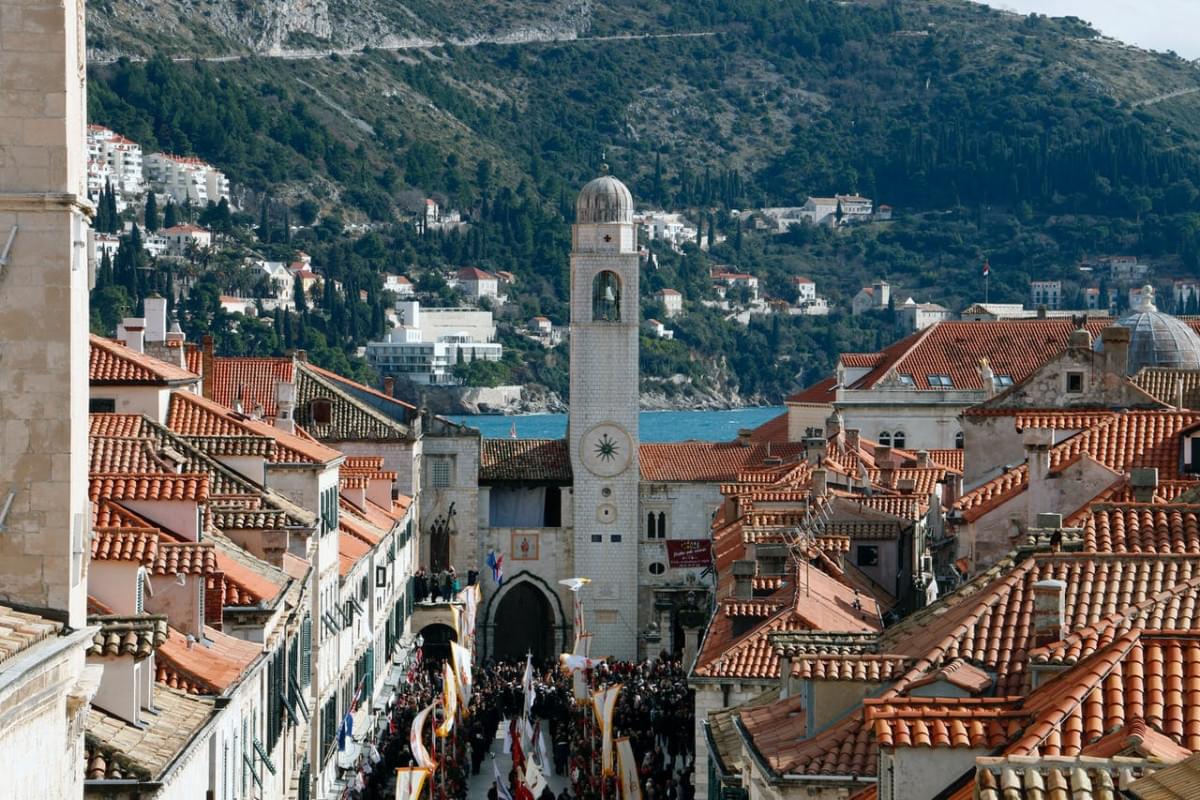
[166,322,187,369]
[201,335,215,399]
[1176,376,1185,411]
[1023,428,1054,530]
[779,653,792,699]
[732,560,756,600]
[846,429,861,452]
[979,358,996,399]
[1036,304,1047,319]
[736,428,753,448]
[825,410,844,439]
[1130,468,1158,503]
[383,376,395,398]
[1032,579,1067,648]
[122,317,146,354]
[276,380,296,434]
[1100,325,1131,376]
[916,450,930,469]
[144,294,167,343]
[295,349,308,363]
[805,436,827,465]
[812,469,828,498]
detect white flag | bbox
[395,767,431,800]
[524,753,548,795]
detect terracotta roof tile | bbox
[89,413,146,438]
[0,605,60,666]
[640,440,804,483]
[169,391,340,464]
[86,614,168,659]
[786,376,838,405]
[1133,367,1200,409]
[84,686,216,781]
[928,449,965,473]
[748,411,789,445]
[89,473,209,503]
[89,335,199,385]
[155,625,260,694]
[480,438,571,482]
[91,527,159,562]
[209,356,294,417]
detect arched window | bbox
[646,512,656,538]
[657,512,667,538]
[893,431,907,449]
[592,271,621,322]
[878,431,892,447]
[955,432,964,450]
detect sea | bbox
[446,406,785,442]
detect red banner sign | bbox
[666,539,713,568]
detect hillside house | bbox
[656,288,683,318]
[852,280,891,315]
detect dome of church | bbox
[576,172,633,224]
[1093,285,1200,374]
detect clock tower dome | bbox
[568,170,640,660]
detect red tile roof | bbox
[480,438,571,482]
[456,267,495,281]
[155,625,260,694]
[208,356,294,418]
[168,391,340,465]
[90,335,199,385]
[89,414,147,438]
[785,376,838,405]
[847,319,1112,393]
[640,440,804,483]
[89,473,209,503]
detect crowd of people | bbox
[346,653,695,800]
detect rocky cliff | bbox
[87,0,593,60]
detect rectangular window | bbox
[995,375,1014,387]
[591,535,602,543]
[431,458,452,488]
[897,373,915,387]
[927,374,953,388]
[1066,372,1084,393]
[856,545,880,567]
[89,397,116,413]
[610,534,622,543]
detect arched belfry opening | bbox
[493,581,555,661]
[593,270,622,322]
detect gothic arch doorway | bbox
[418,623,456,666]
[493,581,554,662]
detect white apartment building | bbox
[384,274,415,296]
[655,288,683,318]
[87,125,145,207]
[144,152,230,206]
[792,276,817,304]
[1030,280,1062,310]
[801,194,873,226]
[367,300,502,385]
[635,211,697,250]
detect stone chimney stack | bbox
[805,436,827,465]
[1032,579,1067,648]
[916,450,931,469]
[121,317,146,354]
[846,429,861,452]
[144,294,167,343]
[732,560,756,600]
[1023,428,1054,530]
[1101,325,1131,376]
[383,376,395,398]
[812,469,829,498]
[737,428,753,448]
[201,335,215,399]
[276,381,296,434]
[1131,468,1158,503]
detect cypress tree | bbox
[293,274,308,313]
[163,200,178,229]
[144,192,159,232]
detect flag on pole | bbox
[510,420,518,439]
[572,632,592,658]
[573,669,589,702]
[409,704,436,770]
[523,753,548,796]
[492,755,514,800]
[521,653,535,720]
[509,719,525,771]
[486,549,504,585]
[537,722,550,772]
[464,584,479,643]
[982,258,990,277]
[591,684,622,776]
[436,662,457,737]
[450,642,473,710]
[395,767,432,800]
[616,737,642,800]
[560,653,605,673]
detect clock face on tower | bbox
[580,422,633,477]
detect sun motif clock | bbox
[580,422,632,477]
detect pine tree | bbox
[144,192,159,232]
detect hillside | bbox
[85,0,1200,405]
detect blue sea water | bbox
[447,406,785,442]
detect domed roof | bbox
[1094,285,1200,374]
[576,172,633,225]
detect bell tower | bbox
[0,0,91,627]
[568,170,640,660]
